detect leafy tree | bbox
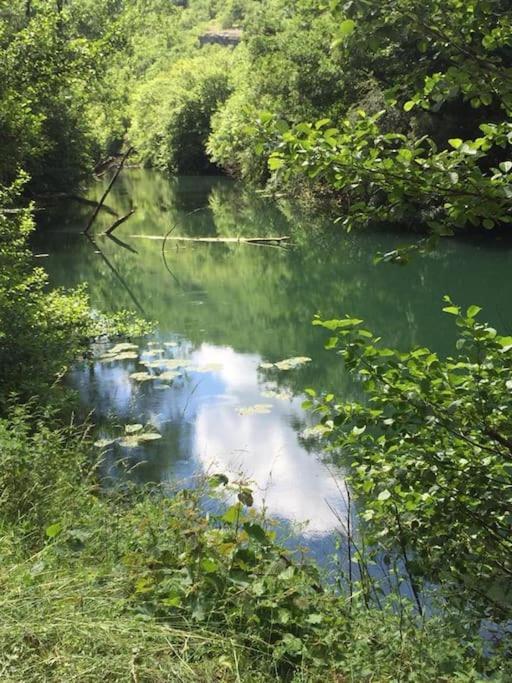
[129,49,233,172]
[261,0,512,239]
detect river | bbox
[33,169,512,564]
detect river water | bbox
[34,170,512,563]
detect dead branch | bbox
[83,147,133,235]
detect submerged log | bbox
[130,235,290,245]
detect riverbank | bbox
[1,405,506,682]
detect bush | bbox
[0,178,94,408]
[309,302,512,621]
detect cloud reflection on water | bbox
[70,340,347,540]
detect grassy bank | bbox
[0,404,510,682]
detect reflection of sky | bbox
[192,345,346,536]
[70,340,347,539]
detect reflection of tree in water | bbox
[39,171,512,399]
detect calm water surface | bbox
[34,170,512,562]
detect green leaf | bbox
[442,306,460,316]
[45,523,63,539]
[244,523,268,544]
[338,19,356,38]
[404,100,416,112]
[222,505,241,525]
[209,473,229,488]
[467,305,481,319]
[268,156,285,171]
[448,138,463,149]
[378,490,392,502]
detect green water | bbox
[34,170,512,560]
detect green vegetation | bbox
[2,0,512,679]
[308,304,512,620]
[2,404,510,682]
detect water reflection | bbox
[36,170,512,560]
[71,338,346,541]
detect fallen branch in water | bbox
[131,235,290,245]
[83,147,133,235]
[103,208,137,236]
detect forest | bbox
[1,0,512,680]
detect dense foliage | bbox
[0,178,93,407]
[263,0,512,239]
[307,304,512,621]
[3,1,510,240]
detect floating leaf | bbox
[259,362,275,369]
[158,370,181,382]
[94,438,117,448]
[102,351,138,362]
[125,424,143,434]
[238,404,273,416]
[110,342,138,354]
[137,432,163,442]
[274,356,312,370]
[143,358,190,370]
[118,436,141,449]
[164,342,178,348]
[261,389,293,401]
[144,348,165,356]
[129,372,155,382]
[191,363,223,373]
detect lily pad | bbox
[110,343,138,354]
[129,372,155,382]
[238,404,273,416]
[144,348,165,356]
[94,438,117,449]
[125,424,143,434]
[158,370,181,382]
[262,389,293,401]
[118,430,163,448]
[142,358,190,370]
[137,433,163,442]
[118,436,142,449]
[190,363,223,373]
[274,356,312,370]
[102,351,138,363]
[164,342,178,348]
[260,357,312,371]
